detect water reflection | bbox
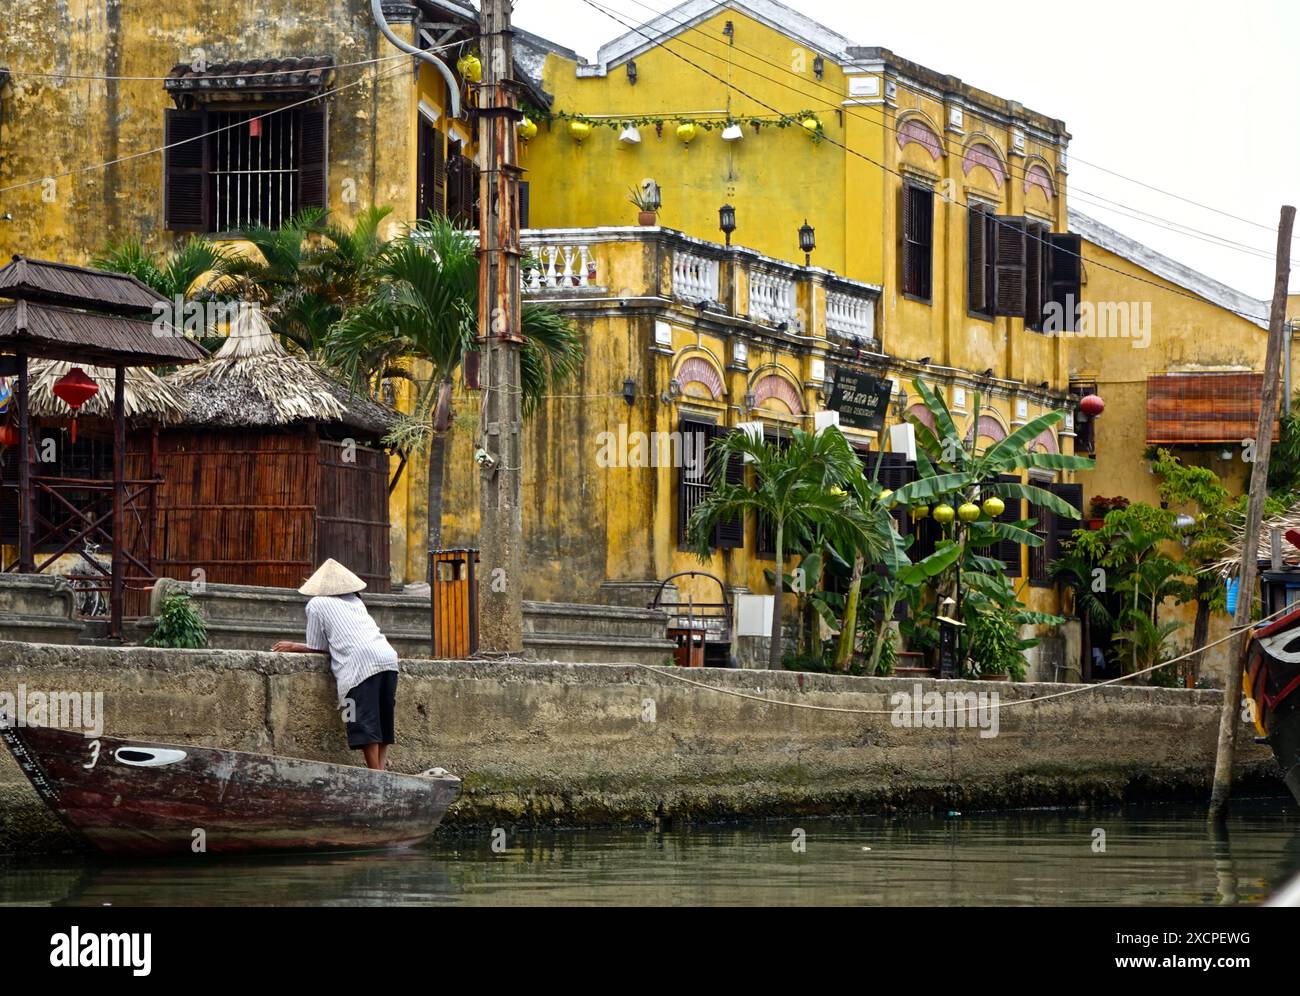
[2,801,1297,907]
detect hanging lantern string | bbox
[534,105,829,134]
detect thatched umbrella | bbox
[165,304,395,436]
[19,360,187,423]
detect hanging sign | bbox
[828,369,892,432]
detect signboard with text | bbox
[828,369,892,432]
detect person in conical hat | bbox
[273,559,400,771]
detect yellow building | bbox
[1068,209,1292,680]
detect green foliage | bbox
[145,593,208,649]
[1268,399,1300,494]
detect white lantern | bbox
[618,125,642,145]
[721,123,744,142]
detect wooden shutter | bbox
[417,118,447,222]
[519,181,530,228]
[297,107,329,211]
[715,425,746,549]
[677,417,712,547]
[991,473,1022,577]
[163,108,211,232]
[901,183,933,301]
[1048,482,1084,566]
[1048,233,1082,333]
[992,216,1027,317]
[1025,223,1046,330]
[967,205,988,314]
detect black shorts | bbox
[343,670,398,749]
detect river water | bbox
[3,800,1298,906]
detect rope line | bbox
[629,600,1294,718]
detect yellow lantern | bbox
[517,116,538,142]
[800,116,822,139]
[879,488,894,504]
[911,505,930,520]
[958,502,982,523]
[981,496,1006,518]
[675,121,698,145]
[457,53,482,83]
[932,504,955,524]
[569,120,592,143]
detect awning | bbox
[1146,372,1278,445]
[165,57,335,105]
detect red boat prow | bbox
[1244,604,1300,804]
[1,723,460,857]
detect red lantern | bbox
[52,367,100,442]
[1079,393,1105,417]
[0,423,17,449]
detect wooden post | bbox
[110,365,125,639]
[15,351,33,572]
[1209,204,1296,818]
[476,0,525,654]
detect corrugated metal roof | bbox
[165,57,335,98]
[0,255,168,316]
[0,299,206,367]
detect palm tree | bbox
[92,236,234,333]
[686,425,876,670]
[323,216,582,552]
[225,206,392,354]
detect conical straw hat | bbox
[299,558,367,597]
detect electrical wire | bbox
[0,62,411,197]
[577,0,1280,326]
[590,0,1300,248]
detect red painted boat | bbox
[1244,604,1300,805]
[0,723,461,857]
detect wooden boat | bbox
[0,723,460,857]
[1244,605,1300,805]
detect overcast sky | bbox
[514,0,1300,306]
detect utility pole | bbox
[476,0,525,654]
[1209,204,1295,818]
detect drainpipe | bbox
[370,0,463,119]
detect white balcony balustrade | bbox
[522,242,599,291]
[671,251,720,304]
[825,288,876,341]
[748,270,800,329]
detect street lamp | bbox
[718,203,736,247]
[798,219,816,266]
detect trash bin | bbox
[429,548,478,659]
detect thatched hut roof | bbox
[23,360,187,423]
[1211,505,1300,577]
[164,305,396,437]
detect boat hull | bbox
[1,723,461,857]
[1245,605,1300,805]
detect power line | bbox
[0,62,410,197]
[578,0,1276,325]
[586,0,1294,255]
[0,51,418,82]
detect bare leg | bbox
[378,744,391,770]
[362,743,383,770]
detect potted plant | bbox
[1087,494,1129,529]
[628,185,659,226]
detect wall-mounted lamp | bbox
[812,54,825,80]
[743,390,757,414]
[916,355,931,366]
[626,59,638,84]
[622,377,636,406]
[718,203,736,247]
[661,378,682,405]
[891,387,908,417]
[798,219,816,266]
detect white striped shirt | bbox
[304,594,400,706]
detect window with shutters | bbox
[1025,221,1049,331]
[1030,481,1083,584]
[901,182,934,302]
[992,216,1027,317]
[967,204,995,319]
[677,418,744,550]
[416,116,446,223]
[1045,233,1082,333]
[163,106,327,233]
[445,138,479,228]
